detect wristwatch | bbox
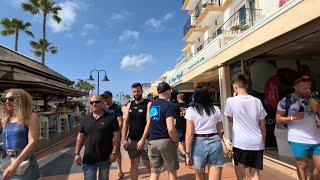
[112,151,117,155]
[75,152,80,156]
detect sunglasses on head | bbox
[1,96,15,103]
[294,76,312,85]
[90,100,101,105]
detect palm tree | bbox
[0,18,34,51]
[30,39,57,59]
[22,0,61,64]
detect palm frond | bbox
[21,1,40,15]
[24,30,34,38]
[52,15,61,24]
[48,45,58,54]
[1,30,15,36]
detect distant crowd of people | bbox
[0,73,319,180]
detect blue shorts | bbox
[82,161,111,180]
[192,135,225,170]
[289,141,320,158]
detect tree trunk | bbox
[15,29,19,51]
[42,13,47,65]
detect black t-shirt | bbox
[149,98,175,140]
[80,111,120,164]
[174,102,188,132]
[127,99,149,141]
[105,103,123,117]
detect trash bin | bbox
[274,125,292,157]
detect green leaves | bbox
[0,18,34,50]
[74,79,95,92]
[22,0,62,64]
[30,39,58,57]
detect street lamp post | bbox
[88,69,109,94]
[116,92,125,104]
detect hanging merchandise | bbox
[264,75,280,108]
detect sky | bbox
[0,0,187,97]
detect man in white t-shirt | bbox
[276,75,320,180]
[224,74,267,180]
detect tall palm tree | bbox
[0,18,34,51]
[30,39,57,59]
[22,0,61,64]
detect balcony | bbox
[178,7,263,68]
[196,0,233,26]
[183,17,208,42]
[182,0,201,11]
[219,7,262,36]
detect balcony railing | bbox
[201,0,221,8]
[195,0,222,20]
[196,37,215,53]
[176,53,193,65]
[219,7,262,35]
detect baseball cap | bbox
[157,82,171,94]
[101,91,112,98]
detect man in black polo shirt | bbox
[122,83,152,180]
[101,91,124,179]
[74,95,120,180]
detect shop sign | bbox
[188,56,206,70]
[170,71,183,85]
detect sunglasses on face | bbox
[1,96,15,103]
[90,101,101,105]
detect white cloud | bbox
[119,30,139,41]
[121,54,152,71]
[80,23,98,37]
[163,13,174,21]
[48,1,80,33]
[145,12,175,31]
[110,10,130,21]
[86,39,95,46]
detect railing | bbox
[196,37,214,53]
[201,0,221,7]
[219,7,262,35]
[195,0,222,19]
[177,53,193,65]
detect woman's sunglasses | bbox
[90,100,101,105]
[0,96,15,103]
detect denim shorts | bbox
[192,135,225,170]
[289,141,320,158]
[82,161,111,180]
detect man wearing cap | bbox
[147,81,179,180]
[101,91,124,179]
[276,75,320,180]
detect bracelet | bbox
[290,116,293,121]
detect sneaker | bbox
[117,172,124,179]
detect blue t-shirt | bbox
[149,98,175,140]
[104,103,123,117]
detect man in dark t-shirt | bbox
[101,91,124,179]
[174,93,188,160]
[74,95,120,180]
[148,82,179,179]
[122,83,152,180]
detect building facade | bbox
[162,0,320,160]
